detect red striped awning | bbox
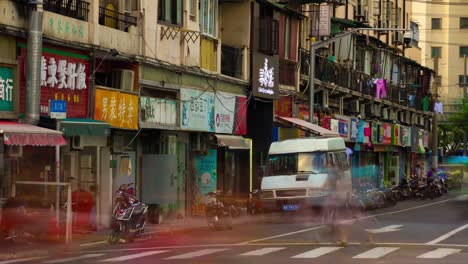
[0,122,66,146]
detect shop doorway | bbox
[141,154,178,219]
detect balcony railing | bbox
[221,44,243,79]
[279,59,297,86]
[99,6,137,32]
[43,0,89,21]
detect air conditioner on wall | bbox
[72,136,84,150]
[406,112,411,124]
[110,69,135,91]
[7,146,22,158]
[382,108,389,119]
[360,104,366,118]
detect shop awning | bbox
[215,134,251,150]
[59,118,110,137]
[276,116,339,137]
[0,121,66,146]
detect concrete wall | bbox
[220,2,250,49]
[43,11,90,45]
[0,1,26,28]
[97,25,140,55]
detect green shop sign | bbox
[0,67,14,112]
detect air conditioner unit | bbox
[360,104,366,118]
[323,90,329,108]
[7,145,22,158]
[382,108,389,119]
[405,112,411,124]
[390,109,396,120]
[420,117,425,126]
[110,69,135,91]
[374,104,381,117]
[399,111,404,122]
[394,32,403,45]
[72,136,84,150]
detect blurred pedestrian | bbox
[71,184,94,233]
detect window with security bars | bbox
[158,0,183,26]
[461,17,468,29]
[459,75,468,87]
[460,46,468,57]
[431,47,441,58]
[432,18,441,29]
[259,17,279,55]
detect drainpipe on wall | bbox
[24,1,43,125]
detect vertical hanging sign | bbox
[319,4,331,37]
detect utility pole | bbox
[464,54,467,156]
[432,57,439,167]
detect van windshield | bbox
[265,152,327,176]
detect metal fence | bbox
[99,6,137,32]
[43,0,89,22]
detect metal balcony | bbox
[99,6,137,32]
[43,0,89,21]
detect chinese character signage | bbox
[49,100,67,119]
[335,115,350,140]
[19,43,89,118]
[94,88,138,130]
[319,4,331,37]
[140,96,177,127]
[214,92,248,135]
[192,149,217,215]
[252,53,279,100]
[392,124,400,146]
[383,123,392,145]
[350,118,359,142]
[180,88,215,132]
[0,67,14,112]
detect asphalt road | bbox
[2,195,468,264]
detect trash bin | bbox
[147,204,161,224]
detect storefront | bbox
[93,87,139,227]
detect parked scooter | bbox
[108,183,148,244]
[205,191,236,230]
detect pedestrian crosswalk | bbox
[1,246,465,263]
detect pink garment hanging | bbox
[376,79,387,99]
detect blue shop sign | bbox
[49,100,67,119]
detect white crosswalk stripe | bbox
[43,254,105,264]
[241,247,286,256]
[352,247,400,259]
[99,250,169,262]
[0,257,45,264]
[165,249,228,259]
[291,247,343,258]
[417,248,462,259]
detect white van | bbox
[260,137,352,212]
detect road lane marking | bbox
[43,254,105,263]
[426,223,468,245]
[352,247,399,259]
[417,248,462,259]
[99,250,169,262]
[165,249,228,259]
[291,247,343,258]
[366,225,403,234]
[239,198,455,244]
[240,247,286,256]
[0,257,45,264]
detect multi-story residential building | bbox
[411,0,468,116]
[0,0,435,232]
